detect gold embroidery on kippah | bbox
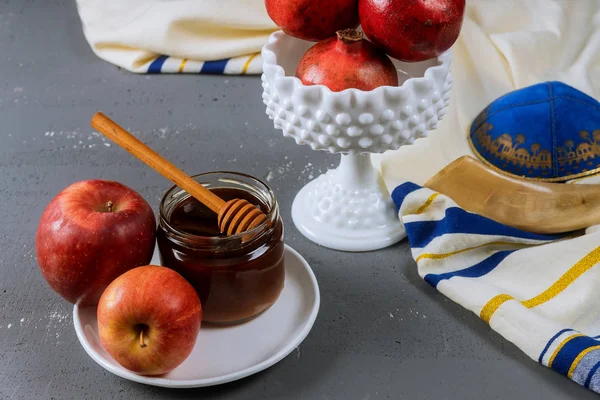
[469,110,600,182]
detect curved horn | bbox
[424,156,600,234]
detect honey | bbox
[157,173,285,324]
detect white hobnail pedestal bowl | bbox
[261,31,452,252]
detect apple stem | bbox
[106,201,114,213]
[139,330,147,348]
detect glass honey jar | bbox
[157,172,285,324]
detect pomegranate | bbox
[359,0,465,62]
[295,29,399,92]
[265,0,359,42]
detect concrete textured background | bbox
[0,1,596,399]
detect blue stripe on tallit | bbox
[424,250,516,287]
[585,361,600,388]
[148,55,168,74]
[539,329,576,363]
[551,336,600,376]
[200,59,229,74]
[391,182,422,212]
[405,207,562,249]
[572,347,600,386]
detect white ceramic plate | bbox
[73,244,320,388]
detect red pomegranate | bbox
[295,29,399,92]
[265,0,359,42]
[359,0,465,62]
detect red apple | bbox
[359,0,465,62]
[265,0,359,42]
[97,265,202,375]
[36,180,156,305]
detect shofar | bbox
[424,156,600,234]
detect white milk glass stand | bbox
[261,31,452,251]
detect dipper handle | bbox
[91,112,268,235]
[91,112,225,214]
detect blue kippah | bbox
[469,81,600,182]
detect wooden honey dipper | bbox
[91,112,267,235]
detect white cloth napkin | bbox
[75,0,277,74]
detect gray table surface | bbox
[0,1,596,399]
